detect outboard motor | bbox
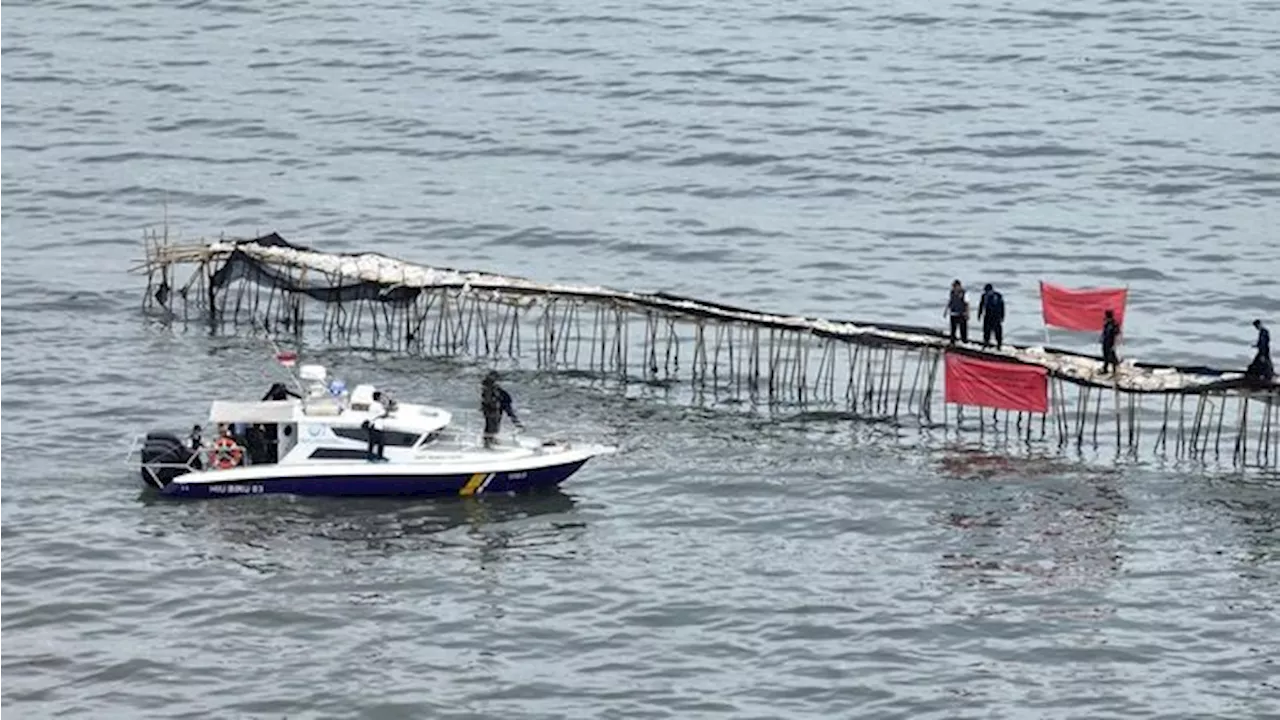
[140,431,197,489]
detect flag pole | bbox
[1041,280,1052,348]
[1118,282,1129,364]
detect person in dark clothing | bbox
[363,420,385,461]
[1247,319,1273,380]
[481,370,523,448]
[244,424,270,465]
[261,382,302,401]
[944,279,970,344]
[1100,310,1121,374]
[977,283,1005,349]
[187,425,205,470]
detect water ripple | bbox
[4,0,1280,716]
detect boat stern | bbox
[131,431,201,491]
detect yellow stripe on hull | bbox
[459,473,489,497]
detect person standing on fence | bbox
[977,283,1005,349]
[481,371,524,448]
[1247,319,1273,380]
[944,279,970,344]
[1100,309,1122,375]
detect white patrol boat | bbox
[128,355,614,499]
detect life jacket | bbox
[482,384,500,413]
[482,384,510,414]
[948,289,967,315]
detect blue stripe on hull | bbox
[160,459,589,499]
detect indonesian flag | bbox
[276,350,298,368]
[1040,281,1127,332]
[945,352,1049,413]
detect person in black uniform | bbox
[261,382,302,401]
[481,371,523,448]
[944,279,970,344]
[244,423,269,465]
[1247,319,1273,380]
[1100,310,1121,374]
[977,283,1005,349]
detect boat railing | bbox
[415,408,531,452]
[126,406,555,470]
[125,433,254,472]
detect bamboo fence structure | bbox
[136,231,1280,470]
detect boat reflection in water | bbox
[137,486,585,567]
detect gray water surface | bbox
[3,0,1280,717]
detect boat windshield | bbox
[330,426,423,448]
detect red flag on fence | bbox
[1039,281,1127,332]
[945,353,1049,413]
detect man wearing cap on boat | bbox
[481,370,523,448]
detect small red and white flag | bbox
[276,350,298,368]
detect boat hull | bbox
[160,458,590,499]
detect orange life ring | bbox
[211,436,243,470]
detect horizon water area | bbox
[3,0,1280,718]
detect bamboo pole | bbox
[1233,394,1248,467]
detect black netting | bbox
[207,235,1260,391]
[211,247,421,306]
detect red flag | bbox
[1040,281,1127,332]
[945,353,1049,413]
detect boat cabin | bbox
[206,364,453,466]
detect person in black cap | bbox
[977,283,1005,349]
[481,370,523,448]
[1247,319,1273,380]
[1100,309,1121,375]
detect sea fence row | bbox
[137,232,1280,471]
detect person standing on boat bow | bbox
[363,391,396,462]
[481,370,523,449]
[944,279,970,344]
